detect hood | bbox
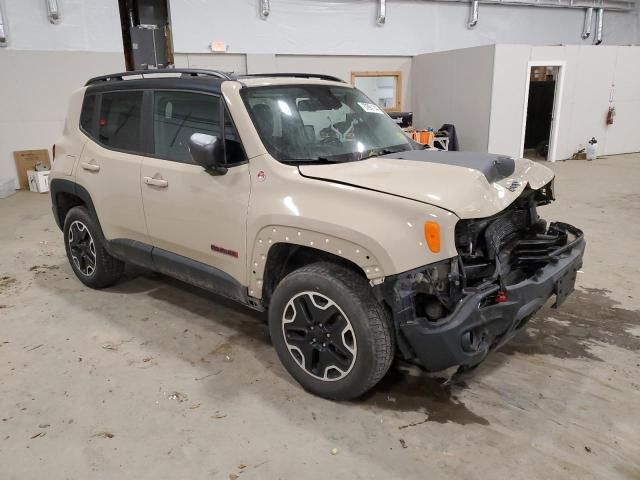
[298,150,554,219]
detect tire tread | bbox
[271,261,394,400]
[64,206,124,289]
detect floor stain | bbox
[501,288,640,361]
[29,264,59,275]
[361,368,489,426]
[0,275,17,291]
[208,340,234,360]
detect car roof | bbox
[84,69,350,95]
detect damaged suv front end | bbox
[375,179,586,372]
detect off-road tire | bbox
[269,262,394,400]
[63,206,124,289]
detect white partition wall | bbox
[489,45,640,159]
[411,45,495,152]
[412,44,640,159]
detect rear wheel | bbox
[269,262,394,400]
[63,206,124,288]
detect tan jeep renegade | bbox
[50,69,585,400]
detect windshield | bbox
[242,85,415,163]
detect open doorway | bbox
[117,0,174,71]
[520,62,564,162]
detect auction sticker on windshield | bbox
[358,102,384,114]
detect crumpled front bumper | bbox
[392,223,585,372]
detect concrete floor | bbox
[1,154,639,480]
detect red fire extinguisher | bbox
[606,106,615,126]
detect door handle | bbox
[143,176,168,188]
[80,162,100,172]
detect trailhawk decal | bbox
[211,244,239,258]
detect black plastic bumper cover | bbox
[400,223,585,371]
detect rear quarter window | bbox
[98,91,144,153]
[80,94,97,137]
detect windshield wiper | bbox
[360,147,408,161]
[283,157,341,165]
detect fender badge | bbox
[256,170,266,182]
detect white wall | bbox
[170,0,639,55]
[487,44,531,158]
[275,55,412,110]
[4,0,635,56]
[2,0,121,51]
[1,0,638,186]
[488,45,640,160]
[0,51,125,187]
[411,45,495,151]
[174,53,413,110]
[174,53,249,73]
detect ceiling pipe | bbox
[259,0,270,20]
[594,7,604,44]
[376,0,386,26]
[467,0,479,28]
[0,0,8,47]
[45,0,61,24]
[581,7,593,39]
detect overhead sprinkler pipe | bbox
[259,0,270,20]
[581,7,593,39]
[377,0,386,26]
[45,0,62,24]
[0,0,8,47]
[467,0,479,28]
[594,7,604,45]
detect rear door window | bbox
[152,91,222,163]
[98,91,144,152]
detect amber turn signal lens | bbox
[424,221,441,253]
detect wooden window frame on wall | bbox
[350,71,402,112]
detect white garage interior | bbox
[1,1,639,479]
[412,44,640,159]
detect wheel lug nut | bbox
[326,333,330,338]
[319,323,323,328]
[322,343,327,347]
[310,326,314,330]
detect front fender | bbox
[246,155,459,299]
[248,225,390,298]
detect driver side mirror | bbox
[189,133,227,175]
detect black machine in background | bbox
[388,112,413,129]
[118,0,174,71]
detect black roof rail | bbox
[235,73,346,83]
[85,68,233,86]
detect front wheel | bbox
[268,262,394,400]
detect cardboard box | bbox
[27,170,50,193]
[14,150,51,190]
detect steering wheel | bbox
[319,137,342,147]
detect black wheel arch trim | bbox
[50,178,100,232]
